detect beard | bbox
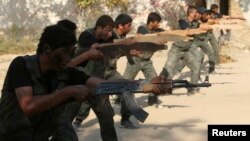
[49,54,67,70]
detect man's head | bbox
[37,25,77,70]
[197,7,209,22]
[94,15,115,41]
[210,4,219,13]
[187,5,197,20]
[147,12,162,30]
[57,19,77,34]
[115,13,133,35]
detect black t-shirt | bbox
[137,25,165,34]
[179,19,200,30]
[136,25,165,59]
[7,56,90,93]
[77,28,113,67]
[213,13,223,19]
[78,28,113,49]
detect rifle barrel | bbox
[172,83,211,88]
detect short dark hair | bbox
[210,4,219,10]
[197,7,207,14]
[207,10,213,15]
[94,15,115,30]
[57,19,77,32]
[37,25,77,54]
[147,12,162,25]
[115,14,132,28]
[187,5,197,16]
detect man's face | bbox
[120,22,132,35]
[212,8,218,13]
[190,9,198,19]
[48,46,74,71]
[151,21,160,29]
[201,13,209,22]
[96,26,113,41]
[195,13,201,20]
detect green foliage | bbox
[76,0,98,9]
[76,0,129,11]
[106,0,129,11]
[0,36,36,55]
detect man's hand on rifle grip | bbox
[151,76,172,95]
[87,43,104,60]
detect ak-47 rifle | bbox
[114,28,207,43]
[96,77,211,123]
[202,18,247,30]
[74,41,166,64]
[75,33,191,64]
[74,29,207,59]
[157,28,207,37]
[111,30,206,64]
[76,34,193,58]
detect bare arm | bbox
[67,51,91,67]
[67,44,104,67]
[85,77,106,94]
[16,85,90,117]
[199,23,213,31]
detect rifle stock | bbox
[75,41,167,58]
[158,29,207,36]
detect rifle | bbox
[202,19,247,30]
[96,77,211,123]
[122,29,207,39]
[75,33,192,64]
[157,29,207,37]
[75,41,166,59]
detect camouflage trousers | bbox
[194,39,216,70]
[52,96,117,141]
[75,69,133,122]
[207,32,220,64]
[161,44,202,84]
[123,57,158,103]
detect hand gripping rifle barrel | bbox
[95,78,211,123]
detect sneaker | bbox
[156,104,164,109]
[187,87,200,94]
[198,77,203,83]
[120,120,140,129]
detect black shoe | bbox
[209,61,215,73]
[148,95,158,106]
[209,66,215,73]
[120,120,139,129]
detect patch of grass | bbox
[0,37,37,55]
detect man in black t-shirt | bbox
[0,24,101,141]
[0,20,170,141]
[160,6,203,94]
[73,14,141,130]
[69,15,140,140]
[123,12,165,107]
[69,15,119,141]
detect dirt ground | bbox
[0,45,250,141]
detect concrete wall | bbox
[0,0,249,34]
[0,0,81,30]
[235,0,250,22]
[0,0,193,35]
